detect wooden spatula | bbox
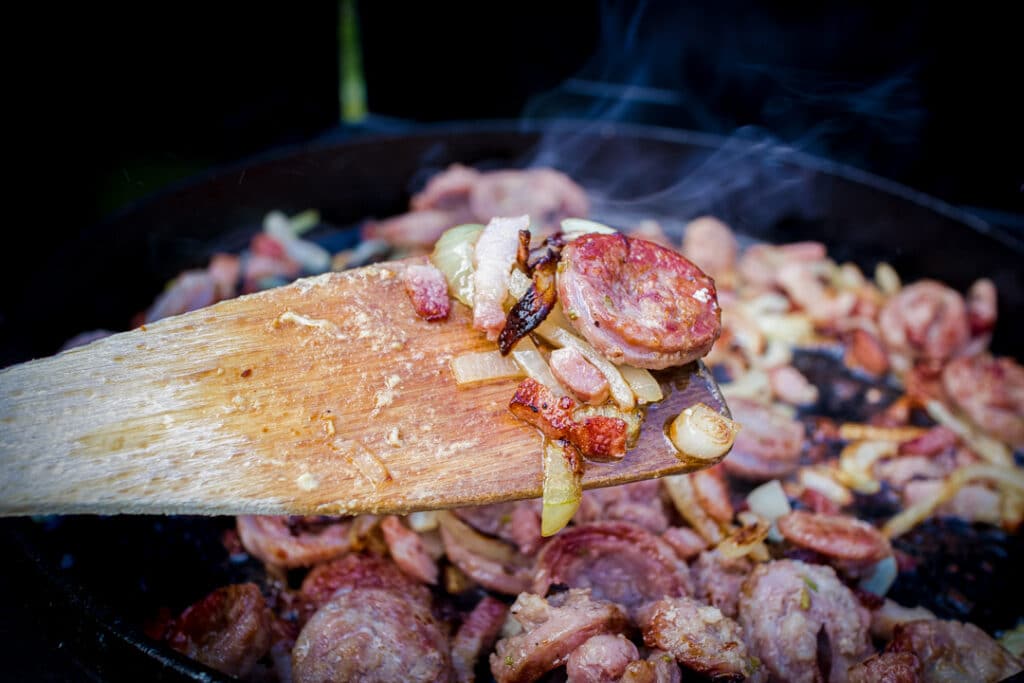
[0,258,728,517]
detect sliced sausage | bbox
[469,168,589,232]
[692,550,754,620]
[299,553,429,610]
[452,596,509,683]
[638,596,752,681]
[556,233,721,369]
[847,652,921,683]
[549,346,610,405]
[565,633,639,683]
[236,515,351,569]
[738,560,873,683]
[681,215,739,282]
[887,619,1022,682]
[410,163,481,213]
[380,515,438,585]
[166,583,273,679]
[942,353,1024,448]
[777,511,892,564]
[533,521,692,611]
[661,526,709,561]
[721,398,805,481]
[490,589,629,683]
[292,588,453,683]
[576,479,670,534]
[879,280,969,362]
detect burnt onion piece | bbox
[499,250,560,355]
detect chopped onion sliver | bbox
[560,218,617,240]
[883,463,1024,538]
[450,351,523,386]
[859,555,897,596]
[510,337,566,396]
[616,364,663,404]
[263,211,331,273]
[716,518,771,560]
[720,369,771,403]
[837,440,897,495]
[668,403,739,461]
[838,424,926,442]
[799,467,854,506]
[533,319,635,409]
[746,480,792,523]
[925,400,1012,466]
[407,511,439,532]
[507,267,532,300]
[541,440,583,537]
[664,474,723,544]
[430,223,485,307]
[874,262,901,295]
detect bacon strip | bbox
[508,378,627,461]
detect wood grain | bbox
[0,258,728,516]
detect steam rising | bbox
[518,1,926,240]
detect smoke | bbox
[517,1,927,238]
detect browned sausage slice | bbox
[533,521,692,610]
[777,511,892,564]
[556,234,721,369]
[292,588,453,683]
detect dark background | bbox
[4,2,1024,678]
[42,2,1024,232]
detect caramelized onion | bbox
[668,403,739,461]
[450,351,523,385]
[541,440,583,536]
[430,223,484,306]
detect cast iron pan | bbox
[2,122,1022,681]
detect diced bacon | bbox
[508,378,627,461]
[402,262,451,321]
[473,215,529,340]
[380,515,438,585]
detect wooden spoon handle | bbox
[0,260,727,516]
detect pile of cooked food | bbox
[73,165,1021,681]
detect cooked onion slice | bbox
[882,463,1024,538]
[560,218,617,240]
[450,351,523,386]
[747,479,792,523]
[541,440,583,537]
[507,267,532,301]
[838,424,927,442]
[510,336,566,396]
[534,319,635,409]
[430,223,485,306]
[716,517,771,560]
[798,466,854,506]
[874,261,901,295]
[858,555,898,596]
[668,403,739,461]
[925,400,1012,466]
[836,440,898,495]
[616,364,663,404]
[664,474,723,544]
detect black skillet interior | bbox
[2,122,1022,681]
